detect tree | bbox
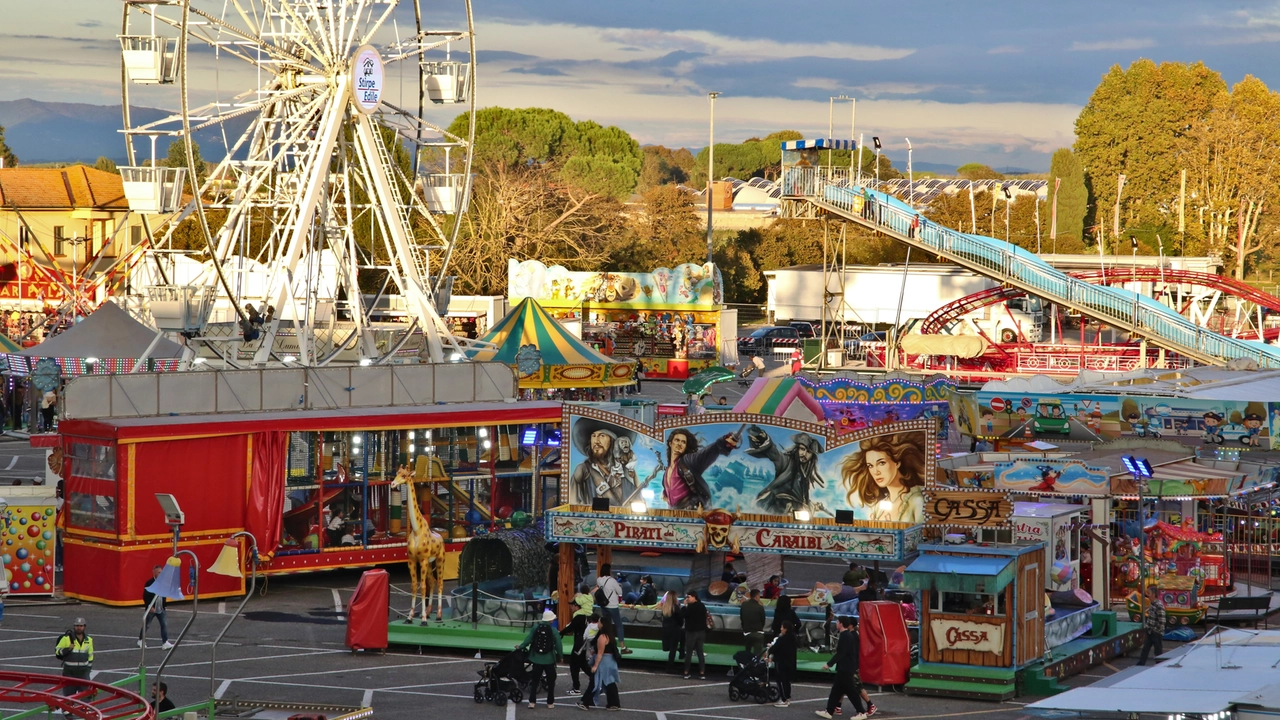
[1075,60,1225,249]
[957,163,1004,180]
[689,130,802,187]
[611,185,704,271]
[93,156,118,174]
[0,125,16,168]
[637,145,694,190]
[165,138,207,183]
[450,162,626,295]
[1190,75,1280,279]
[1046,148,1087,249]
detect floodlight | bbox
[520,428,539,446]
[630,501,647,514]
[1121,455,1153,479]
[155,493,184,526]
[872,137,882,150]
[794,509,811,522]
[545,430,562,447]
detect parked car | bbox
[737,326,800,355]
[789,321,816,339]
[844,330,888,355]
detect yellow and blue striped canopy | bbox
[465,298,634,388]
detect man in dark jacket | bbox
[815,616,866,719]
[139,565,173,649]
[567,593,592,695]
[750,427,824,515]
[739,589,766,655]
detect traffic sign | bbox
[989,397,1006,413]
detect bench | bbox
[1215,594,1273,629]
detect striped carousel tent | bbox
[465,297,635,389]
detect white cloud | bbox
[1069,38,1155,52]
[478,20,916,65]
[792,78,844,91]
[850,82,939,98]
[987,45,1024,55]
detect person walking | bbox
[567,590,594,696]
[1136,585,1167,666]
[595,563,630,653]
[40,389,57,432]
[815,616,867,720]
[138,565,174,649]
[582,613,621,711]
[632,361,644,395]
[660,591,685,673]
[766,620,798,708]
[519,608,563,709]
[740,588,766,656]
[55,618,94,697]
[751,354,766,378]
[682,592,709,680]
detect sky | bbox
[6,1,1280,169]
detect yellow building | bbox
[0,165,152,311]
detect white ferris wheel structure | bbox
[117,0,477,367]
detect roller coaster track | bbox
[780,170,1280,367]
[920,267,1280,338]
[0,671,153,720]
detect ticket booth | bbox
[905,542,1045,670]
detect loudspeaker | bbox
[591,498,611,512]
[835,510,855,525]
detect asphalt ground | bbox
[0,553,1173,720]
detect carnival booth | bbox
[508,259,724,380]
[464,297,636,399]
[52,363,560,605]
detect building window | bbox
[17,225,27,249]
[54,226,64,255]
[130,225,142,247]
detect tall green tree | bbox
[0,125,17,168]
[93,156,118,174]
[165,138,207,183]
[1046,148,1087,249]
[611,185,704,271]
[689,130,802,187]
[1074,59,1225,249]
[956,163,1004,180]
[637,145,694,190]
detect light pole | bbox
[1002,185,1012,242]
[706,91,720,266]
[208,531,260,699]
[872,137,882,185]
[905,138,914,207]
[66,234,89,315]
[1123,455,1154,611]
[827,95,853,168]
[147,494,199,707]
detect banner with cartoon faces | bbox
[562,407,938,525]
[957,390,1275,451]
[509,259,723,309]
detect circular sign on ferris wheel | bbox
[351,45,385,114]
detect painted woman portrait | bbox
[840,433,928,524]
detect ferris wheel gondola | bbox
[117,0,477,367]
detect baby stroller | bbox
[473,648,532,706]
[728,650,780,704]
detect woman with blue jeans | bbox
[596,563,630,653]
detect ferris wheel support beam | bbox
[352,111,451,363]
[251,80,347,367]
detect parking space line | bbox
[250,657,477,681]
[154,650,338,670]
[361,689,373,707]
[376,681,475,691]
[3,613,61,619]
[214,680,232,699]
[332,589,345,621]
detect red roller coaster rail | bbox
[0,671,154,720]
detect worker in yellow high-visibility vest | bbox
[54,618,94,696]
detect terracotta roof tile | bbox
[0,166,129,211]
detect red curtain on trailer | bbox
[245,431,288,559]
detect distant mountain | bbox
[0,98,250,165]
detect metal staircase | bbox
[782,173,1280,367]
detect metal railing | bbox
[786,173,1280,367]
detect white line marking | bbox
[249,657,475,681]
[332,589,345,620]
[6,456,19,470]
[0,612,60,619]
[505,696,516,720]
[655,714,666,720]
[214,679,232,699]
[361,689,373,707]
[218,601,227,615]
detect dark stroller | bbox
[473,648,532,706]
[728,649,780,704]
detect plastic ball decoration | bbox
[474,524,489,537]
[15,548,27,560]
[1051,560,1074,584]
[464,510,485,526]
[509,510,530,528]
[496,506,513,520]
[450,525,467,539]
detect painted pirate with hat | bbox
[570,418,640,506]
[750,426,825,515]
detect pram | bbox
[473,648,532,706]
[727,649,780,704]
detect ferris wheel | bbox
[117,0,477,367]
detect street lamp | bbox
[66,234,89,315]
[872,137,882,185]
[1002,185,1012,242]
[1122,455,1154,612]
[147,495,199,708]
[208,532,260,699]
[827,95,854,168]
[706,91,721,266]
[905,138,914,207]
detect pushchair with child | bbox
[727,649,780,704]
[473,648,532,706]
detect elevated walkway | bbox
[780,168,1280,367]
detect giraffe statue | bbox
[392,465,446,622]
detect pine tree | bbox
[1046,148,1087,252]
[0,125,17,168]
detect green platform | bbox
[388,620,836,671]
[905,663,1017,701]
